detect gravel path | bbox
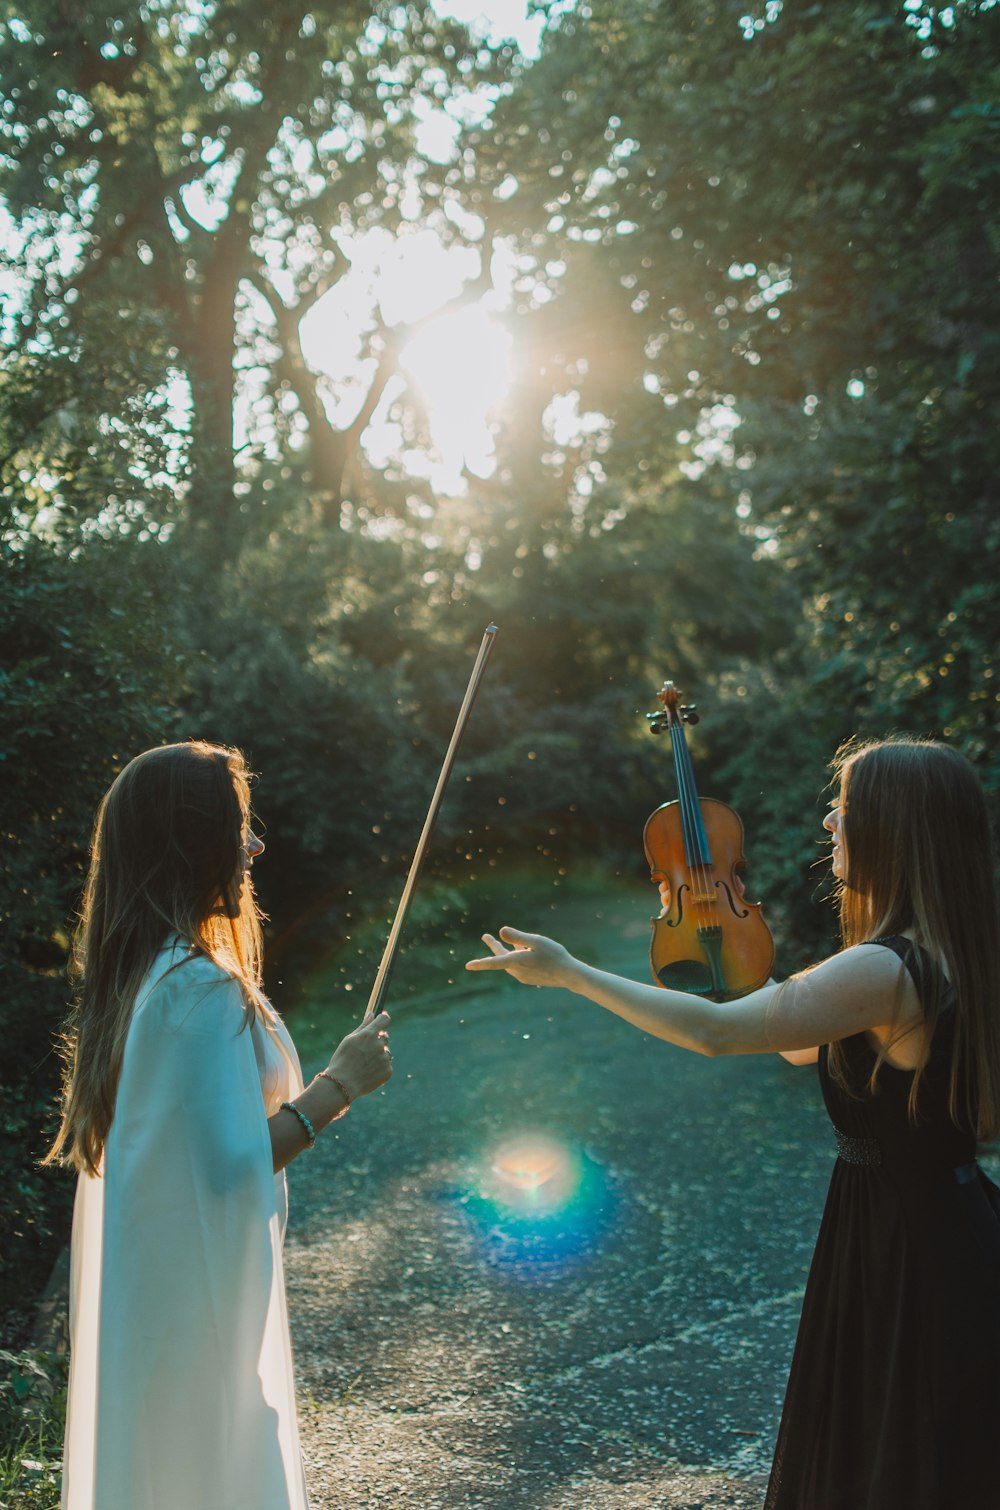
[284,895,835,1509]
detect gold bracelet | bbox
[316,1070,352,1116]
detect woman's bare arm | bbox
[778,1046,821,1066]
[268,1013,392,1172]
[466,929,916,1058]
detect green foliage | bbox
[0,1350,66,1510]
[181,516,442,926]
[2,0,999,1341]
[0,0,508,533]
[467,0,1000,929]
[0,530,188,1325]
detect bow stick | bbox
[363,623,499,1020]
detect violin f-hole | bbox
[662,882,688,929]
[716,879,750,920]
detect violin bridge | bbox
[688,890,719,907]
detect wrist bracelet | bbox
[316,1070,352,1116]
[281,1100,316,1148]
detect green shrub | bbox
[0,1350,66,1510]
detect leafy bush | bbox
[0,533,187,1335]
[0,1350,67,1510]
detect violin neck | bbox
[670,721,713,867]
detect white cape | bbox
[62,941,310,1510]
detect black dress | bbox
[764,937,1000,1510]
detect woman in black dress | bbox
[466,737,1000,1509]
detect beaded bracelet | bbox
[281,1100,316,1148]
[315,1070,352,1117]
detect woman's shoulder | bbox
[782,940,923,1043]
[862,934,954,1010]
[144,935,236,987]
[135,939,246,1030]
[863,934,918,965]
[805,939,914,991]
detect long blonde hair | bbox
[46,741,267,1175]
[828,737,1000,1138]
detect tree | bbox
[1,0,512,545]
[0,527,189,1322]
[457,0,1000,951]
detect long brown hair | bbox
[46,741,267,1175]
[828,737,1000,1138]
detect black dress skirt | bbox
[764,937,1000,1510]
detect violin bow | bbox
[363,623,499,1021]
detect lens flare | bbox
[451,1131,615,1277]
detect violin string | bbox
[671,715,711,933]
[679,724,709,932]
[680,712,716,930]
[685,724,712,931]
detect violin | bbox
[643,680,773,1001]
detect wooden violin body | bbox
[644,681,773,1002]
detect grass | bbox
[0,1350,66,1510]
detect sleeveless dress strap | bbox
[863,934,954,1013]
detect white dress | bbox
[62,939,310,1510]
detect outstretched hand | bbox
[465,927,575,989]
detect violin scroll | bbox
[646,680,699,735]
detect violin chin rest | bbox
[654,957,719,996]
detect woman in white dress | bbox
[46,740,392,1510]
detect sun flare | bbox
[451,1131,616,1276]
[299,227,513,492]
[490,1133,570,1195]
[400,305,512,483]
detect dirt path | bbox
[284,889,834,1508]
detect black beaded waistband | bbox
[834,1129,882,1166]
[834,1134,980,1185]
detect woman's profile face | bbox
[224,827,265,918]
[823,804,847,880]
